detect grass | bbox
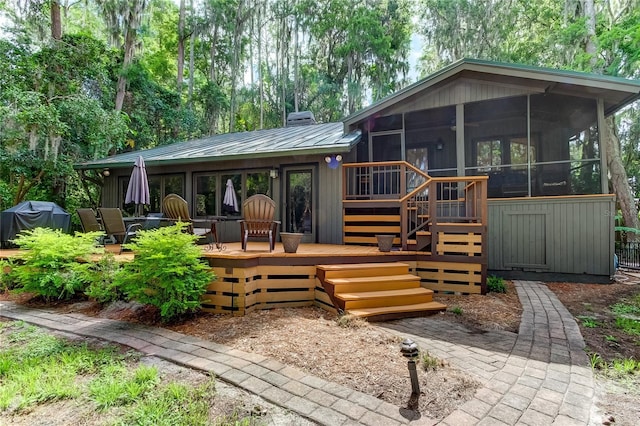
[577,315,600,328]
[450,306,463,315]
[420,350,445,371]
[0,320,249,424]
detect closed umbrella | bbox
[125,156,150,216]
[223,179,239,214]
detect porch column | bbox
[456,104,465,177]
[597,99,609,194]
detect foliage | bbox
[89,364,159,409]
[486,275,506,293]
[450,306,463,315]
[615,317,640,335]
[577,315,600,328]
[0,321,122,412]
[420,350,444,371]
[0,33,128,208]
[84,253,124,304]
[0,258,18,291]
[122,380,215,425]
[11,228,104,300]
[0,320,217,423]
[114,223,216,321]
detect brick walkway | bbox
[0,280,596,425]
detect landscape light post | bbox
[400,338,420,396]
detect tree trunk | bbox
[258,1,264,129]
[114,0,147,112]
[188,29,195,106]
[51,0,62,40]
[606,116,640,239]
[177,0,185,98]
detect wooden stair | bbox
[316,262,446,321]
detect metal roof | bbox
[343,58,640,128]
[76,122,361,170]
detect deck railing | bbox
[343,162,488,249]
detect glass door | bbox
[284,167,315,243]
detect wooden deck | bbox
[2,241,485,317]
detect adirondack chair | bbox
[97,208,142,252]
[239,194,280,252]
[162,194,211,239]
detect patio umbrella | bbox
[125,156,150,216]
[223,179,239,214]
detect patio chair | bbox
[77,208,102,233]
[239,194,280,252]
[97,208,142,253]
[162,194,211,240]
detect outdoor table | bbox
[199,216,226,251]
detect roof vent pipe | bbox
[286,111,316,127]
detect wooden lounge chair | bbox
[239,194,280,252]
[162,194,211,240]
[97,208,142,252]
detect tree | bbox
[95,0,149,112]
[0,34,128,208]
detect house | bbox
[78,59,640,290]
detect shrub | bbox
[487,275,507,293]
[11,228,104,300]
[0,259,18,291]
[84,253,123,303]
[114,223,216,322]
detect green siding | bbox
[488,196,615,276]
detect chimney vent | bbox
[286,111,316,127]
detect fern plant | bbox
[12,228,104,300]
[114,223,216,322]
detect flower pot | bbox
[281,232,304,253]
[376,234,395,252]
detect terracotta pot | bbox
[280,232,303,253]
[375,234,395,252]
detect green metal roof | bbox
[343,58,640,127]
[76,122,361,170]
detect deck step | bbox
[336,287,433,309]
[325,274,421,293]
[317,262,446,321]
[317,262,410,279]
[347,301,447,321]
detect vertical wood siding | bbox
[488,195,615,276]
[388,80,530,114]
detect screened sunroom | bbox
[352,92,602,199]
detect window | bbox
[195,175,217,216]
[509,138,535,169]
[475,139,502,171]
[193,170,271,218]
[120,173,184,215]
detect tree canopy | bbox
[0,0,638,223]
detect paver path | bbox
[0,280,596,425]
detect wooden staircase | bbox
[316,262,446,321]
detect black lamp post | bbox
[400,338,420,396]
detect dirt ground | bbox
[2,275,640,424]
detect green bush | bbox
[12,228,104,300]
[487,275,507,293]
[84,253,123,303]
[0,259,18,291]
[114,223,216,322]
